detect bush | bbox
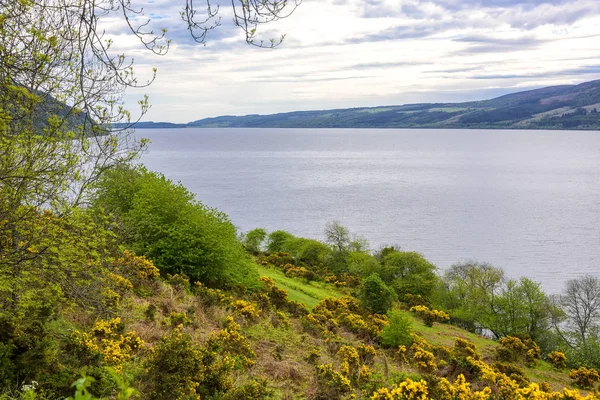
[359,273,396,315]
[93,165,259,289]
[370,378,429,399]
[380,251,438,299]
[315,363,352,399]
[379,310,413,348]
[144,327,204,400]
[409,305,450,327]
[242,228,267,254]
[569,367,600,389]
[548,351,567,369]
[222,378,274,399]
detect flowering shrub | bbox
[168,311,192,327]
[315,363,353,399]
[437,374,492,400]
[411,342,437,374]
[494,362,529,387]
[357,344,377,366]
[283,263,316,281]
[287,300,310,317]
[222,378,274,400]
[166,273,190,291]
[144,326,204,399]
[229,300,262,322]
[257,252,293,268]
[259,276,289,309]
[409,305,450,327]
[114,250,160,287]
[569,367,600,389]
[206,316,256,369]
[403,294,429,308]
[453,338,480,361]
[337,345,361,384]
[497,336,541,366]
[370,378,429,400]
[548,351,567,369]
[69,317,143,374]
[193,282,232,306]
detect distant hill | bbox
[139,79,600,130]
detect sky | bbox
[107,0,600,123]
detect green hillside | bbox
[135,79,600,130]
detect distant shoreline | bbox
[130,79,600,131]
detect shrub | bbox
[493,363,529,386]
[379,310,413,348]
[497,336,540,367]
[370,378,429,400]
[337,346,361,384]
[357,344,377,366]
[259,277,289,309]
[206,316,255,369]
[222,378,274,399]
[194,282,233,306]
[409,305,450,327]
[411,341,437,374]
[229,300,262,322]
[242,228,267,254]
[569,367,600,389]
[359,273,396,315]
[144,327,204,400]
[548,351,567,369]
[452,338,480,361]
[93,165,259,289]
[315,363,352,399]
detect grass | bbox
[398,310,498,357]
[256,265,345,309]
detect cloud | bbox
[105,0,600,122]
[453,34,547,54]
[470,65,600,80]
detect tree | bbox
[359,273,396,315]
[93,165,259,288]
[438,261,504,335]
[559,275,600,347]
[379,250,438,300]
[266,230,295,253]
[324,221,351,253]
[242,228,267,254]
[490,277,550,341]
[378,310,413,348]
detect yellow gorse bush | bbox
[410,305,450,327]
[548,351,567,369]
[370,378,429,400]
[229,299,262,321]
[71,317,144,374]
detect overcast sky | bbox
[109,0,600,123]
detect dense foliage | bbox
[92,165,259,289]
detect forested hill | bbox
[139,79,600,130]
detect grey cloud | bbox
[345,20,460,44]
[452,34,547,54]
[425,66,482,73]
[349,61,429,70]
[469,65,600,79]
[248,75,372,83]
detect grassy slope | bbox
[121,270,582,398]
[256,265,346,309]
[251,270,583,392]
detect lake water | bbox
[137,128,600,293]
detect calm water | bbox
[137,128,600,293]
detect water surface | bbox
[137,128,600,293]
